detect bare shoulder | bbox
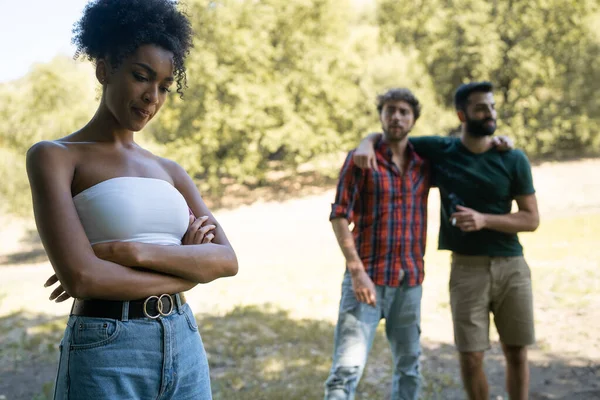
[26,140,74,175]
[156,156,192,187]
[27,140,68,157]
[156,156,209,217]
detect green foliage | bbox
[0,147,31,216]
[149,0,375,195]
[364,47,457,137]
[0,56,97,216]
[0,56,96,153]
[378,0,600,157]
[0,0,598,215]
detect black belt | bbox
[71,293,186,320]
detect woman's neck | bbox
[79,103,136,146]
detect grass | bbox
[522,214,600,309]
[202,305,463,400]
[2,212,598,399]
[1,160,600,399]
[0,312,64,370]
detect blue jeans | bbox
[52,302,211,399]
[325,271,423,400]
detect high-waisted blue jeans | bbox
[53,301,211,399]
[325,271,423,400]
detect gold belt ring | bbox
[142,294,175,319]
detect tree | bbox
[0,56,96,216]
[377,0,600,157]
[149,0,374,193]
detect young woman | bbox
[26,0,238,398]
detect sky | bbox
[0,0,374,83]
[0,0,90,83]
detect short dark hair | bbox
[72,0,194,97]
[376,88,422,121]
[454,81,494,111]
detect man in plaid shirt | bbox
[352,82,532,400]
[324,88,430,400]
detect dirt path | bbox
[1,158,599,399]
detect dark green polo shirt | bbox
[409,136,535,256]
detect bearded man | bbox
[353,82,539,400]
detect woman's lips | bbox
[132,107,151,118]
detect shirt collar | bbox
[374,135,422,163]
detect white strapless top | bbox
[73,177,189,245]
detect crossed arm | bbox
[45,213,220,302]
[27,141,238,302]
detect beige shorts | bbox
[449,253,535,352]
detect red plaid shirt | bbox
[330,139,430,287]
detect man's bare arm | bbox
[481,194,539,233]
[331,218,376,306]
[353,133,514,170]
[331,218,362,271]
[452,194,539,234]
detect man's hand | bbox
[492,135,514,151]
[353,141,378,170]
[349,265,377,306]
[450,205,487,232]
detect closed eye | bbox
[133,73,148,82]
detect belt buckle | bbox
[143,294,174,319]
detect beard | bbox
[382,124,411,142]
[466,116,497,137]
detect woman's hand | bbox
[90,215,216,265]
[43,215,216,301]
[44,274,71,303]
[182,215,216,245]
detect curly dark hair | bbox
[72,0,193,96]
[376,88,422,121]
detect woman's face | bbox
[101,44,175,132]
